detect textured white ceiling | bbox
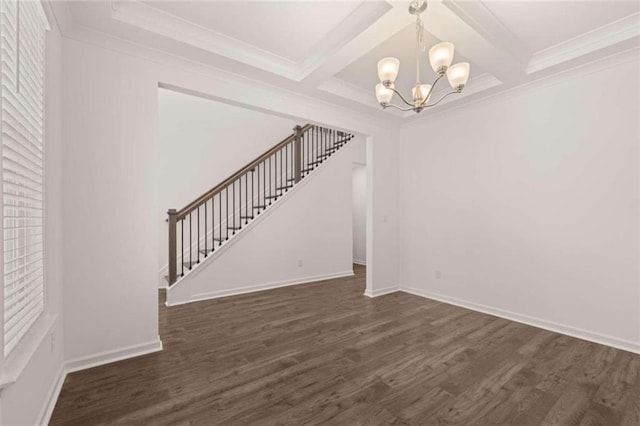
[58,0,640,120]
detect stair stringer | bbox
[166,143,355,306]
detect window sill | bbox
[0,313,58,392]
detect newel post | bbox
[294,125,303,183]
[167,209,178,286]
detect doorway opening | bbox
[351,136,368,289]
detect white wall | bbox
[168,145,354,305]
[60,30,399,368]
[352,165,367,264]
[352,134,367,165]
[0,19,66,425]
[157,89,298,280]
[399,52,640,352]
[62,40,161,362]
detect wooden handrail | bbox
[174,123,313,220]
[166,123,354,286]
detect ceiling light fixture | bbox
[375,0,470,113]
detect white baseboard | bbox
[64,338,163,374]
[37,338,163,425]
[168,270,355,306]
[364,286,399,298]
[401,286,640,355]
[37,364,66,425]
[353,259,366,266]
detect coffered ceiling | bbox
[53,0,640,123]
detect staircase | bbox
[166,124,354,286]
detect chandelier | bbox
[375,0,470,113]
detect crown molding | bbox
[111,0,297,78]
[527,12,640,74]
[402,46,640,129]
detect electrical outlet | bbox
[434,270,442,280]
[297,259,303,267]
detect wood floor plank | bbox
[50,265,640,425]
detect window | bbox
[1,0,48,357]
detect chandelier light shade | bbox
[412,84,431,105]
[375,83,394,104]
[377,57,400,83]
[447,62,470,89]
[428,42,455,74]
[375,1,470,113]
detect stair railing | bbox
[167,124,354,286]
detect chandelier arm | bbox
[388,86,414,107]
[418,73,445,107]
[424,90,461,108]
[384,103,417,112]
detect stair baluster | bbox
[166,124,354,286]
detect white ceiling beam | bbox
[442,0,531,65]
[422,0,527,84]
[297,2,392,80]
[301,4,413,86]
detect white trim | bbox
[36,363,65,425]
[364,286,399,298]
[64,338,163,374]
[401,286,640,355]
[0,314,57,391]
[36,338,163,425]
[168,270,355,307]
[353,259,366,266]
[527,13,640,74]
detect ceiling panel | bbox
[142,1,363,62]
[481,0,640,52]
[335,24,483,99]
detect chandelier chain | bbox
[416,15,425,52]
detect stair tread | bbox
[276,186,292,191]
[265,195,279,199]
[228,226,242,230]
[253,205,267,209]
[240,215,254,219]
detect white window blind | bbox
[1,0,47,357]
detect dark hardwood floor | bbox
[51,265,639,425]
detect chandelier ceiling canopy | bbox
[375,0,470,113]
